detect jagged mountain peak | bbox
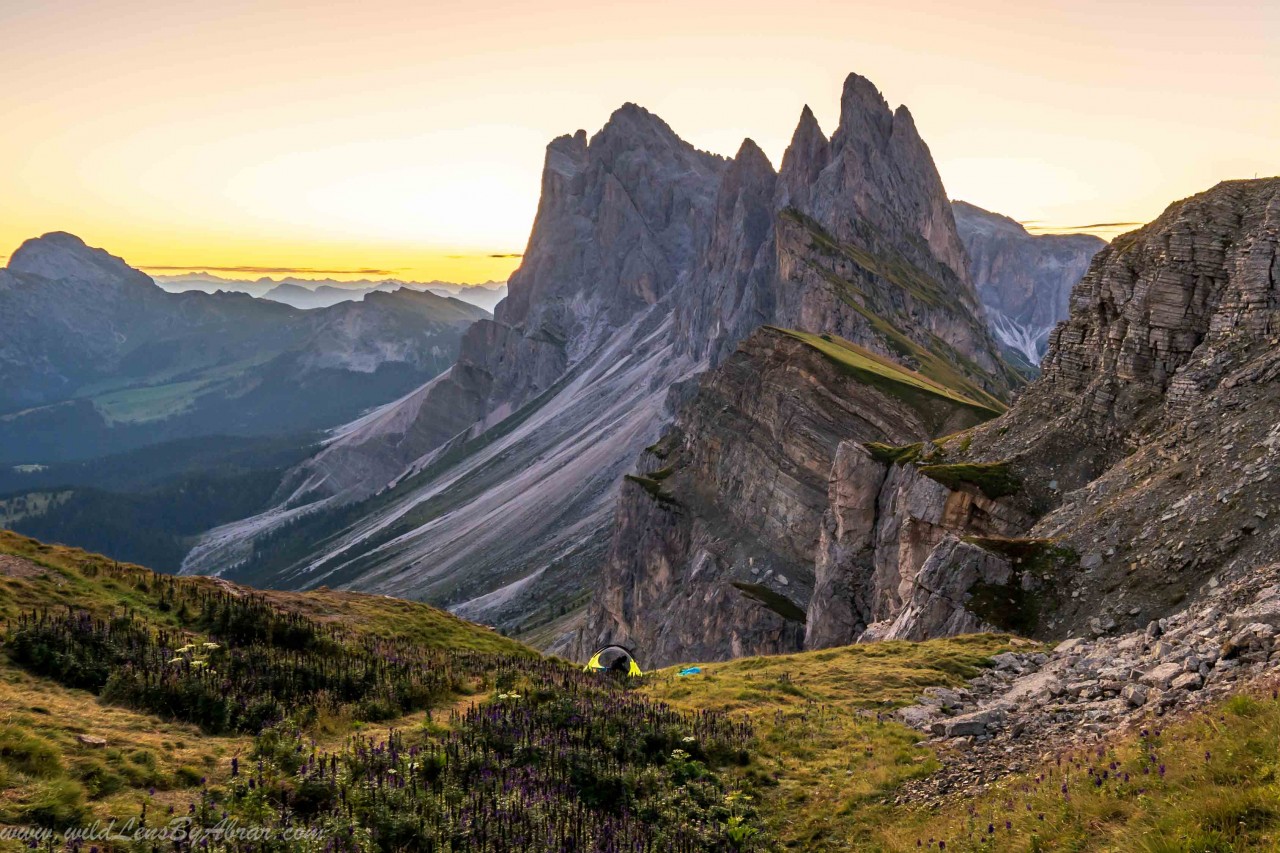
[8,231,155,289]
[774,72,974,286]
[544,130,589,180]
[595,102,704,158]
[775,103,830,210]
[832,72,895,148]
[730,137,775,176]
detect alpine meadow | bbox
[1,1,1278,850]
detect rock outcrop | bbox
[582,328,1002,666]
[952,201,1105,364]
[806,177,1280,650]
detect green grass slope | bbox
[772,329,1005,422]
[1,532,1278,851]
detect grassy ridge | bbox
[647,642,1280,851]
[868,686,1280,852]
[645,636,1021,850]
[772,329,1004,422]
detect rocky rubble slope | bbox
[893,562,1280,803]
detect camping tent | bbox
[583,645,643,677]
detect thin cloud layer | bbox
[1023,221,1143,231]
[138,264,402,275]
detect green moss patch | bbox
[624,474,680,507]
[966,580,1041,635]
[917,460,1020,500]
[960,537,1078,635]
[864,442,924,465]
[963,535,1077,569]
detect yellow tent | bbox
[583,644,643,676]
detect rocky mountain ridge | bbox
[189,74,1017,650]
[153,272,509,312]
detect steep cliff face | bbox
[952,201,1105,364]
[806,178,1280,649]
[581,76,1019,664]
[582,328,1001,666]
[807,443,1032,648]
[677,78,1014,400]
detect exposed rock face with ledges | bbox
[804,178,1280,651]
[807,445,1031,649]
[677,77,1013,394]
[582,328,996,665]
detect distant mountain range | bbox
[152,272,509,312]
[0,233,490,465]
[0,233,491,569]
[952,201,1104,364]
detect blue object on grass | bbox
[677,666,702,676]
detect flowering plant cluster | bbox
[186,667,760,851]
[2,567,764,851]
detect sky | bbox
[1,0,1275,283]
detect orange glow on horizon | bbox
[2,0,1275,281]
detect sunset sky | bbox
[2,0,1275,283]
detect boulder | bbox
[1121,683,1149,707]
[935,707,1005,738]
[1141,662,1183,689]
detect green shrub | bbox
[175,765,204,787]
[73,758,126,798]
